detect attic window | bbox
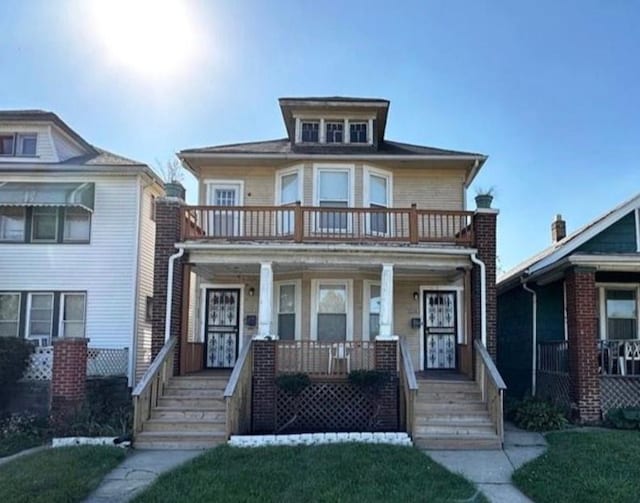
[0,133,37,156]
[301,122,319,142]
[0,135,14,156]
[325,122,343,143]
[350,122,368,143]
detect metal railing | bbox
[275,340,376,376]
[474,340,506,444]
[599,339,640,376]
[182,204,474,245]
[537,341,569,373]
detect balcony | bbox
[181,204,474,245]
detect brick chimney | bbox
[552,214,566,243]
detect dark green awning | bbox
[0,182,95,211]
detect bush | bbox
[0,338,33,390]
[0,413,49,457]
[53,403,132,438]
[275,373,311,396]
[348,370,390,396]
[512,397,568,431]
[606,407,640,430]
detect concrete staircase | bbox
[134,374,229,450]
[413,378,502,450]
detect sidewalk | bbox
[83,449,202,503]
[425,423,547,503]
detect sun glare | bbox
[88,0,199,78]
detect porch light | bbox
[413,291,419,301]
[248,287,255,297]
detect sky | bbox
[1,0,639,272]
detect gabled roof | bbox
[498,192,640,290]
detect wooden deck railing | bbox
[399,338,418,436]
[275,340,376,376]
[224,340,253,437]
[132,336,177,435]
[474,340,506,444]
[182,204,474,245]
[537,341,568,373]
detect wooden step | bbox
[414,433,501,450]
[417,381,479,392]
[167,379,228,390]
[415,421,496,436]
[415,412,493,423]
[418,391,482,402]
[157,397,225,408]
[151,407,226,421]
[143,418,225,432]
[134,431,226,450]
[162,388,225,398]
[415,400,487,413]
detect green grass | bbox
[134,444,486,503]
[514,430,640,503]
[0,446,126,503]
[0,433,46,458]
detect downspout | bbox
[165,247,185,342]
[522,280,537,396]
[470,253,487,346]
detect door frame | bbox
[419,285,464,371]
[200,283,245,364]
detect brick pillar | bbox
[374,339,399,431]
[252,340,277,433]
[565,267,600,423]
[472,209,498,359]
[152,193,186,366]
[51,338,87,422]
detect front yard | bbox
[514,430,640,503]
[0,446,125,503]
[134,444,486,503]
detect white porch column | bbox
[257,262,274,339]
[378,263,396,340]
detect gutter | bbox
[470,253,487,346]
[521,280,537,396]
[165,248,185,342]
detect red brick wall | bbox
[565,267,601,422]
[51,338,87,421]
[472,210,498,359]
[252,340,277,433]
[374,340,399,430]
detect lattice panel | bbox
[600,376,640,414]
[86,347,129,377]
[22,346,53,381]
[276,381,375,433]
[536,371,571,411]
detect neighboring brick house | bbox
[135,97,505,450]
[0,110,164,395]
[497,195,640,423]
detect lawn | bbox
[0,445,125,503]
[513,430,640,503]
[134,444,486,503]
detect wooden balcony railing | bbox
[182,204,474,245]
[275,340,376,376]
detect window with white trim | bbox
[0,207,26,242]
[0,293,20,337]
[60,293,86,338]
[0,133,37,156]
[301,121,319,142]
[367,283,381,340]
[32,208,58,242]
[325,122,344,143]
[313,280,352,342]
[277,284,296,341]
[63,207,91,242]
[365,169,391,235]
[316,167,352,232]
[27,293,54,346]
[604,288,637,340]
[350,122,368,143]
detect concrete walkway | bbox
[83,449,202,503]
[425,423,547,503]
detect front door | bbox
[207,183,242,237]
[424,291,457,369]
[205,288,240,368]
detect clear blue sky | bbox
[1,0,639,272]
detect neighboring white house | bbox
[0,110,164,384]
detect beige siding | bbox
[391,167,466,210]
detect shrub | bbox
[53,403,132,438]
[0,338,33,390]
[512,397,568,431]
[606,407,640,430]
[275,373,311,397]
[347,370,390,396]
[0,413,49,457]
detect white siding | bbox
[50,128,84,161]
[0,125,58,163]
[0,175,140,354]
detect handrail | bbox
[224,340,252,398]
[399,338,419,391]
[132,337,177,435]
[399,338,418,437]
[474,339,506,390]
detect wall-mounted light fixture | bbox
[248,287,255,297]
[413,291,419,301]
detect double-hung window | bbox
[27,293,54,346]
[313,280,352,342]
[0,293,20,337]
[0,207,26,242]
[276,168,301,235]
[301,121,319,142]
[604,289,638,340]
[206,181,243,237]
[364,282,381,340]
[63,208,91,242]
[60,293,86,338]
[315,167,352,233]
[276,283,299,340]
[365,167,392,235]
[31,208,58,242]
[0,135,15,155]
[325,122,343,143]
[16,134,37,156]
[350,122,368,143]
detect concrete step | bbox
[415,422,496,436]
[151,407,227,421]
[143,418,225,432]
[134,431,226,450]
[414,433,502,450]
[418,391,482,402]
[157,397,225,408]
[162,388,225,398]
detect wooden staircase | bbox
[134,373,229,450]
[412,378,502,450]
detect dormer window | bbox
[0,135,14,156]
[350,122,368,143]
[0,133,37,156]
[301,121,319,142]
[325,122,343,143]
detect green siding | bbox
[497,287,533,399]
[578,211,637,253]
[536,280,565,343]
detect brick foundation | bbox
[565,267,601,422]
[51,337,87,422]
[374,340,399,430]
[252,340,277,433]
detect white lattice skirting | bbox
[21,346,54,381]
[228,432,412,448]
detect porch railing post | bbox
[409,203,418,244]
[294,202,303,243]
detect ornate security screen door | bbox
[205,289,240,368]
[424,291,457,369]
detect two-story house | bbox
[0,110,164,386]
[134,97,504,450]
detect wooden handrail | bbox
[399,338,419,391]
[474,340,506,390]
[224,340,252,398]
[474,339,506,444]
[132,337,177,397]
[399,338,418,437]
[224,340,253,437]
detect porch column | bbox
[257,262,274,339]
[378,263,396,339]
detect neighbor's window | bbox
[60,293,86,338]
[605,289,637,340]
[63,207,90,242]
[0,293,20,337]
[31,208,58,242]
[16,134,37,156]
[325,122,344,143]
[0,135,15,155]
[317,283,347,342]
[27,293,54,345]
[350,122,368,143]
[277,284,296,341]
[301,121,319,142]
[0,207,26,242]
